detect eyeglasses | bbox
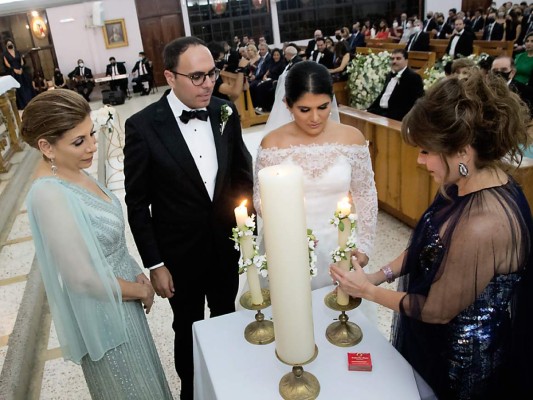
[170,68,220,86]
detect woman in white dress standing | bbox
[253,61,378,306]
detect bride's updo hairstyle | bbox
[284,61,333,107]
[402,70,531,172]
[21,89,91,157]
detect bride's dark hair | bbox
[284,61,333,107]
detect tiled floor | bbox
[0,88,411,399]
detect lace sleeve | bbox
[348,144,378,256]
[253,146,285,217]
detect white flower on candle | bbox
[231,214,268,275]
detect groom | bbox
[123,36,253,400]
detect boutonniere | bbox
[220,104,233,135]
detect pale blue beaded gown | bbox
[27,177,173,399]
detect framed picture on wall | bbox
[103,19,128,49]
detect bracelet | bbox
[380,265,395,284]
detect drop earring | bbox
[458,162,468,177]
[50,158,58,176]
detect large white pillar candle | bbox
[336,197,352,306]
[258,164,315,365]
[234,200,264,305]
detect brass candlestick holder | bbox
[277,345,320,400]
[324,290,363,347]
[239,288,275,345]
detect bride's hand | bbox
[352,250,369,268]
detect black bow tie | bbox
[179,109,209,124]
[391,72,399,78]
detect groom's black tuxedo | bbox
[123,90,253,399]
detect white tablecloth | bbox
[0,75,20,96]
[193,286,423,400]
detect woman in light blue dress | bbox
[22,89,173,399]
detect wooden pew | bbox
[429,38,449,59]
[220,70,269,128]
[333,81,350,106]
[338,104,533,227]
[473,40,514,57]
[407,51,436,77]
[366,37,400,47]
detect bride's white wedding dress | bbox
[252,142,378,321]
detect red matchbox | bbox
[347,352,372,371]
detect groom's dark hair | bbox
[285,61,333,107]
[163,36,206,71]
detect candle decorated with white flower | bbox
[234,200,264,305]
[258,164,315,365]
[331,197,357,306]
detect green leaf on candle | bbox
[339,220,345,232]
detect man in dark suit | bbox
[105,56,128,93]
[222,41,239,72]
[471,8,486,32]
[445,18,475,58]
[491,55,533,115]
[483,12,505,40]
[367,49,424,121]
[123,36,253,400]
[67,59,94,101]
[350,22,366,49]
[423,11,438,34]
[282,45,302,73]
[305,29,322,59]
[436,13,453,39]
[131,51,153,95]
[310,37,334,69]
[406,20,430,52]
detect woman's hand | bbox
[330,256,373,299]
[140,282,155,314]
[352,250,369,267]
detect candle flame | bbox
[342,197,350,203]
[239,199,247,207]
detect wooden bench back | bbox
[473,40,514,57]
[407,51,436,76]
[220,70,269,128]
[429,39,449,59]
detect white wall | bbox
[425,0,462,16]
[46,0,143,76]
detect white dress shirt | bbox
[379,67,406,109]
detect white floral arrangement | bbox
[220,104,232,135]
[92,105,116,133]
[231,214,267,276]
[307,229,318,277]
[347,50,391,110]
[231,219,318,278]
[329,211,358,263]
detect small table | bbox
[193,286,423,399]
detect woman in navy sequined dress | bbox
[331,71,533,399]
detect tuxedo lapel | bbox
[207,101,228,202]
[152,95,210,199]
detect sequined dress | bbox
[27,177,173,399]
[253,143,378,289]
[392,180,533,399]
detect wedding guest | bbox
[207,41,248,102]
[331,71,533,400]
[250,47,286,112]
[3,39,34,109]
[375,19,391,40]
[53,67,67,89]
[329,41,351,82]
[67,59,95,101]
[514,32,533,84]
[32,71,47,95]
[367,49,424,121]
[123,36,253,400]
[255,61,378,295]
[22,89,173,399]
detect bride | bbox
[253,61,378,307]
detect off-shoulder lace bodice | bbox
[254,143,378,289]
